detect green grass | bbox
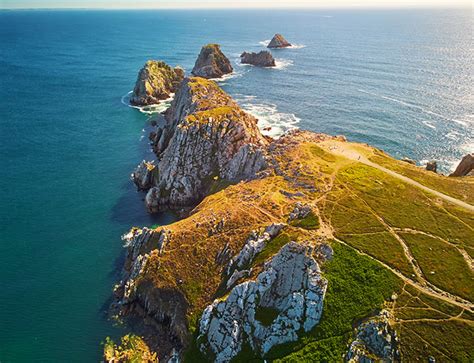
[252,231,294,266]
[340,232,415,277]
[401,233,474,301]
[289,211,320,230]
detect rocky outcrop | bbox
[346,310,399,362]
[130,60,184,106]
[103,334,158,363]
[240,51,276,67]
[450,153,474,177]
[198,242,329,362]
[191,44,233,79]
[131,160,156,190]
[425,160,437,173]
[288,202,311,221]
[267,34,292,49]
[145,77,269,212]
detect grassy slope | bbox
[117,135,473,362]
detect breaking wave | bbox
[121,91,174,115]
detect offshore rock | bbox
[240,51,276,67]
[346,310,399,363]
[267,34,292,48]
[198,242,328,362]
[146,77,269,212]
[191,44,233,79]
[450,153,474,177]
[130,60,184,106]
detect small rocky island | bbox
[267,33,292,48]
[191,44,233,79]
[130,60,184,106]
[240,50,276,67]
[105,47,474,363]
[450,153,474,177]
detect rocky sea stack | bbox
[267,33,292,48]
[130,60,184,106]
[450,153,474,177]
[191,44,233,79]
[240,51,276,67]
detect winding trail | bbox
[323,141,474,212]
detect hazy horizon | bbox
[1,0,471,9]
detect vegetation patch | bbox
[289,211,320,230]
[255,306,281,326]
[103,334,157,363]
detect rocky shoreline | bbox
[104,40,474,363]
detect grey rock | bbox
[267,34,292,48]
[450,153,474,177]
[131,160,156,190]
[191,44,233,79]
[288,202,311,221]
[199,242,328,362]
[240,51,276,67]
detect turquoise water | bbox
[0,9,472,362]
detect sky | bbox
[0,0,471,9]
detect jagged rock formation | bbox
[131,160,156,190]
[144,77,269,212]
[240,51,276,67]
[130,60,184,106]
[346,310,399,362]
[425,160,437,173]
[198,242,329,362]
[288,202,311,221]
[267,34,292,48]
[450,153,474,177]
[191,44,233,79]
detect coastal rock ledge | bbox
[191,44,233,79]
[450,153,474,177]
[240,51,276,67]
[130,60,184,106]
[267,33,292,48]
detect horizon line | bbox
[1,5,471,10]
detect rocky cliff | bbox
[138,77,269,212]
[267,34,292,49]
[450,153,474,177]
[130,60,184,106]
[240,51,276,67]
[191,44,233,79]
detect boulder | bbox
[191,44,233,79]
[145,77,269,212]
[240,51,276,67]
[450,153,474,177]
[198,242,328,362]
[425,160,437,173]
[346,310,399,362]
[267,34,292,49]
[130,60,184,106]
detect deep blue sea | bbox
[0,8,472,362]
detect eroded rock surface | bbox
[191,44,233,79]
[198,242,329,362]
[240,51,276,67]
[145,77,269,212]
[346,310,399,363]
[130,60,184,106]
[450,153,474,177]
[132,160,156,190]
[267,34,292,48]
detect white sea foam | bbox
[236,95,300,138]
[259,39,271,47]
[274,58,294,69]
[421,120,436,130]
[259,39,306,49]
[358,89,468,127]
[121,90,174,115]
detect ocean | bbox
[0,8,472,362]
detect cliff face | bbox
[240,51,276,67]
[191,44,233,79]
[267,34,292,48]
[143,77,269,212]
[130,60,184,106]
